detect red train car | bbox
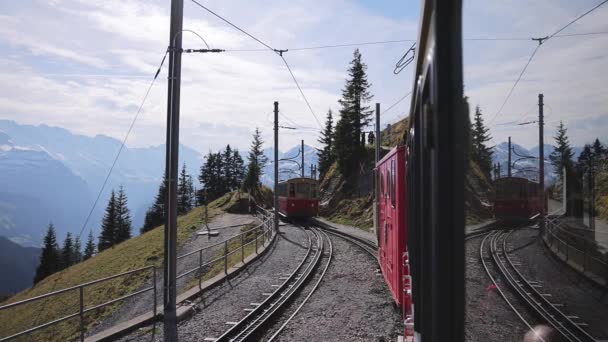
[277,177,319,218]
[376,146,413,329]
[494,177,544,220]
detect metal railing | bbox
[0,265,156,342]
[544,218,608,286]
[175,211,274,288]
[0,208,276,342]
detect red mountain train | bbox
[375,0,467,340]
[277,177,319,217]
[494,176,544,220]
[376,146,413,334]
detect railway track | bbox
[480,229,597,342]
[309,219,377,259]
[208,224,331,342]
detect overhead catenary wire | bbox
[76,51,168,240]
[489,0,608,127]
[190,0,323,129]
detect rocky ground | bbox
[116,220,402,341]
[465,227,530,342]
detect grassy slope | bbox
[0,192,248,341]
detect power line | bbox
[548,0,608,39]
[279,55,323,128]
[382,92,412,115]
[76,51,168,240]
[190,0,275,53]
[488,43,542,126]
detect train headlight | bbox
[291,203,295,207]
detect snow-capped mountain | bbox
[492,142,583,186]
[0,120,202,246]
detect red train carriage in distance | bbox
[494,176,544,220]
[376,146,413,334]
[277,177,319,218]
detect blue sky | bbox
[0,0,606,154]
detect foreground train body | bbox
[277,177,319,217]
[376,146,413,328]
[494,177,544,220]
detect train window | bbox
[289,183,295,197]
[297,183,310,196]
[390,159,395,207]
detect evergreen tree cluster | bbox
[178,163,196,215]
[98,186,132,251]
[577,138,608,174]
[198,145,246,203]
[549,121,575,182]
[317,109,334,178]
[34,225,96,284]
[470,105,494,180]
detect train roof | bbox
[376,145,405,167]
[495,176,539,185]
[277,177,318,185]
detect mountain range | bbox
[492,141,583,185]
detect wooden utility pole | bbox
[374,103,380,238]
[163,0,183,340]
[539,94,545,231]
[508,136,512,177]
[274,102,279,231]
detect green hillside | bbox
[0,191,251,341]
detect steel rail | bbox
[228,227,325,341]
[479,231,546,342]
[310,219,377,256]
[267,229,334,341]
[211,224,319,341]
[497,230,596,341]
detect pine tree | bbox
[83,231,96,260]
[223,145,234,190]
[98,190,117,251]
[470,105,493,179]
[317,109,334,178]
[142,175,166,233]
[243,128,268,194]
[577,144,593,173]
[72,235,82,264]
[333,49,373,183]
[178,163,193,215]
[115,186,132,243]
[61,232,74,269]
[549,121,575,183]
[233,150,246,189]
[34,223,61,283]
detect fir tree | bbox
[61,232,74,269]
[470,105,493,179]
[178,163,193,215]
[549,121,575,183]
[243,128,268,194]
[142,174,166,233]
[233,150,246,189]
[72,236,82,264]
[98,190,117,251]
[223,145,234,190]
[34,223,61,283]
[317,109,334,178]
[114,186,132,243]
[83,231,96,260]
[333,49,373,183]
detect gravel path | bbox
[116,223,309,341]
[88,213,259,337]
[265,232,402,342]
[465,233,529,341]
[314,217,376,243]
[509,228,608,340]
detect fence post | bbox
[198,250,203,290]
[241,233,244,264]
[79,287,85,342]
[224,240,228,275]
[255,230,258,254]
[153,267,157,317]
